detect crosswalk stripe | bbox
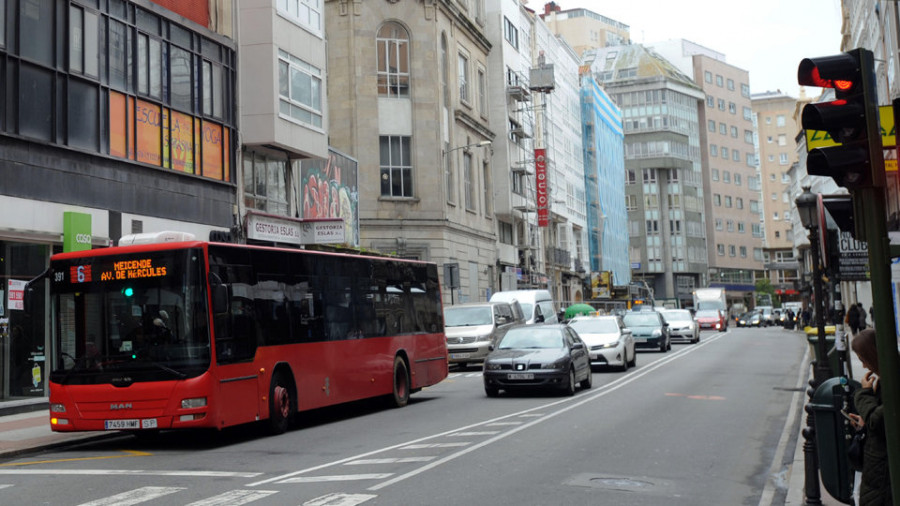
[77,486,185,506]
[184,489,278,506]
[279,473,393,484]
[344,457,435,465]
[303,493,378,506]
[400,442,470,449]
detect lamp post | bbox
[795,186,830,505]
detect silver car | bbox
[444,301,524,369]
[567,315,636,371]
[661,309,700,344]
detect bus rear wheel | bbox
[391,356,410,408]
[268,372,293,435]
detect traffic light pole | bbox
[859,185,900,503]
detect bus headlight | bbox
[181,397,207,409]
[50,403,67,413]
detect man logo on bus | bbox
[110,403,133,410]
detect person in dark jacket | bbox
[856,303,868,330]
[846,303,861,334]
[847,329,892,505]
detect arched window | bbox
[376,22,410,97]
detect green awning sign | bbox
[63,212,92,252]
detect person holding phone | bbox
[848,328,892,505]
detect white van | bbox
[489,290,558,324]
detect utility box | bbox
[810,376,860,505]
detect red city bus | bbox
[41,233,448,435]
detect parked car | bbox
[567,315,636,371]
[661,309,700,344]
[622,309,670,352]
[695,309,728,332]
[443,301,525,370]
[482,324,592,397]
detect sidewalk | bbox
[0,398,111,459]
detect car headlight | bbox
[484,362,502,370]
[542,358,568,369]
[475,334,493,342]
[652,329,662,337]
[601,340,620,349]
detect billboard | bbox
[300,149,360,246]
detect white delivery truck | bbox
[693,287,726,312]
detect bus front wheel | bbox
[391,356,410,408]
[268,372,293,435]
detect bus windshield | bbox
[49,248,210,385]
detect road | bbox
[0,325,807,505]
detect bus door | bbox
[212,292,262,427]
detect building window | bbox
[503,16,518,50]
[731,126,738,138]
[715,218,723,230]
[243,149,288,214]
[719,122,727,135]
[745,130,754,143]
[732,150,740,162]
[729,245,736,257]
[464,151,475,210]
[734,174,742,186]
[704,71,712,83]
[278,50,323,128]
[277,0,323,33]
[708,119,715,132]
[741,84,750,97]
[718,98,726,110]
[458,52,470,103]
[714,194,721,206]
[743,107,753,121]
[736,197,743,209]
[712,169,719,181]
[380,136,413,197]
[740,246,747,258]
[728,102,736,114]
[716,75,723,87]
[727,78,734,90]
[137,32,163,100]
[478,67,487,117]
[723,171,730,183]
[780,153,789,165]
[707,95,715,107]
[721,147,729,159]
[725,196,732,208]
[377,22,410,97]
[444,141,455,204]
[69,5,99,78]
[717,244,725,256]
[777,114,786,126]
[483,160,492,215]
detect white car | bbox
[661,309,700,344]
[567,315,636,371]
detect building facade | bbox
[0,0,237,400]
[539,2,629,56]
[585,44,708,307]
[324,0,496,305]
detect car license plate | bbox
[450,353,471,359]
[104,418,157,430]
[634,337,646,343]
[589,352,599,360]
[507,373,534,380]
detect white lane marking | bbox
[303,493,377,506]
[0,484,12,489]
[485,422,523,426]
[344,457,435,465]
[77,486,185,506]
[184,489,278,506]
[279,474,393,484]
[758,344,810,506]
[400,443,470,449]
[367,334,727,491]
[0,469,260,477]
[448,431,500,437]
[250,334,728,489]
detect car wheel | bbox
[692,333,700,344]
[580,368,593,389]
[390,355,410,408]
[627,347,637,368]
[659,338,667,352]
[667,338,672,351]
[268,371,293,435]
[563,368,576,396]
[485,385,500,397]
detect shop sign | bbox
[63,211,92,252]
[7,279,26,311]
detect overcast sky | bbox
[568,0,844,97]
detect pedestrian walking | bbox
[847,303,861,334]
[857,303,868,330]
[847,329,892,505]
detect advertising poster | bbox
[300,149,360,246]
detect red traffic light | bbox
[798,53,860,95]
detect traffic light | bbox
[798,48,884,190]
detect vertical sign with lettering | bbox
[535,148,548,227]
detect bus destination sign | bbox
[68,258,168,284]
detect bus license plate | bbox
[507,373,534,380]
[104,419,158,430]
[450,353,471,359]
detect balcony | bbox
[547,247,571,267]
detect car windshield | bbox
[443,306,492,326]
[623,313,660,327]
[662,310,692,323]
[569,318,619,334]
[498,328,563,349]
[696,310,720,318]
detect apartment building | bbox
[584,44,708,306]
[0,0,237,400]
[539,1,629,55]
[753,91,801,298]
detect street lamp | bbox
[795,185,831,505]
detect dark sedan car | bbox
[483,324,592,397]
[622,310,670,352]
